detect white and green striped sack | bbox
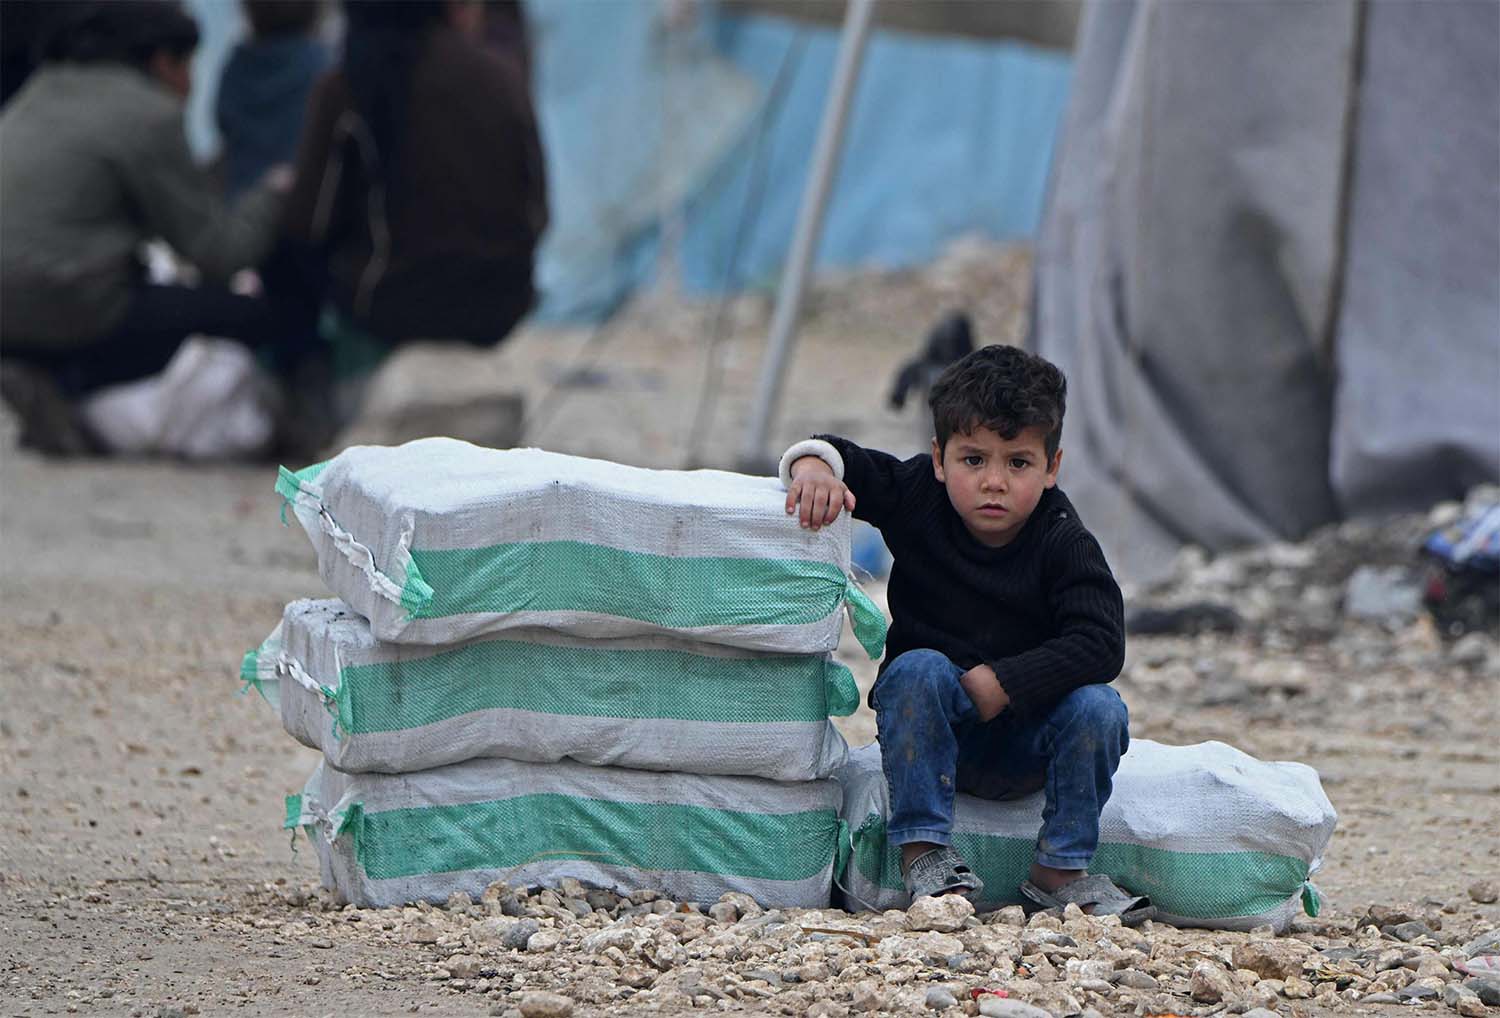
[274,440,887,655]
[242,598,858,781]
[286,756,847,909]
[838,740,1336,931]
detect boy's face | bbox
[932,424,1060,548]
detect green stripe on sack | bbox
[284,794,303,829]
[334,641,860,733]
[345,794,838,883]
[850,815,1312,919]
[406,543,848,630]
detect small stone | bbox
[977,998,1053,1018]
[517,990,574,1018]
[806,1002,843,1018]
[584,888,619,912]
[158,1009,186,1018]
[1397,982,1442,1001]
[626,888,661,905]
[446,891,473,912]
[1451,633,1496,666]
[1456,995,1488,1018]
[619,967,655,989]
[1232,939,1310,981]
[507,919,542,950]
[1111,970,1158,991]
[447,954,483,979]
[1239,983,1280,1011]
[708,901,739,924]
[1362,993,1401,1004]
[1446,984,1478,1006]
[1191,961,1237,1003]
[1417,956,1453,980]
[1363,904,1419,927]
[908,894,975,933]
[525,929,562,952]
[986,905,1027,928]
[405,921,440,944]
[1240,1010,1281,1018]
[561,897,592,918]
[1282,976,1315,998]
[1466,977,1500,1006]
[850,980,885,1012]
[1020,929,1077,952]
[1392,921,1435,943]
[1064,958,1114,983]
[925,987,959,1010]
[1470,881,1499,904]
[1465,931,1500,958]
[718,891,762,917]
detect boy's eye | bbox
[1010,458,1030,470]
[963,455,984,468]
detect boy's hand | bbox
[960,664,1010,722]
[785,456,855,530]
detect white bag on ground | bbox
[276,440,887,655]
[244,598,856,780]
[838,739,1336,931]
[287,756,845,909]
[80,337,276,459]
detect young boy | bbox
[780,344,1153,922]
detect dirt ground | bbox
[2,251,1496,1016]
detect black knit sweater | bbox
[820,436,1125,720]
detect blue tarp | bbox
[183,1,1072,322]
[529,5,1072,319]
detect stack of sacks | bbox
[246,439,887,909]
[838,739,1338,931]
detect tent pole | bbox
[737,0,876,474]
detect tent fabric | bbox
[1032,0,1500,583]
[526,5,1071,319]
[1329,0,1500,514]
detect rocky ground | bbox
[2,243,1497,1016]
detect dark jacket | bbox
[281,25,548,345]
[823,435,1127,721]
[0,64,281,348]
[216,34,332,199]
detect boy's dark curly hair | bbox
[928,344,1067,460]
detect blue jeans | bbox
[871,649,1129,871]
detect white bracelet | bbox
[778,439,845,488]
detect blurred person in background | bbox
[216,0,333,200]
[0,0,317,455]
[0,1,52,108]
[277,0,548,349]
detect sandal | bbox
[1019,873,1155,927]
[905,846,985,901]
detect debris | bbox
[907,894,975,933]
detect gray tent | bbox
[1031,0,1500,583]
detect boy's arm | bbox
[777,435,913,530]
[983,533,1126,720]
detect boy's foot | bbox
[904,846,984,901]
[1019,872,1155,926]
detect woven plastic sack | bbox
[243,598,857,781]
[286,756,846,909]
[274,440,887,655]
[838,739,1336,931]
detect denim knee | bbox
[874,649,954,702]
[1051,684,1129,739]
